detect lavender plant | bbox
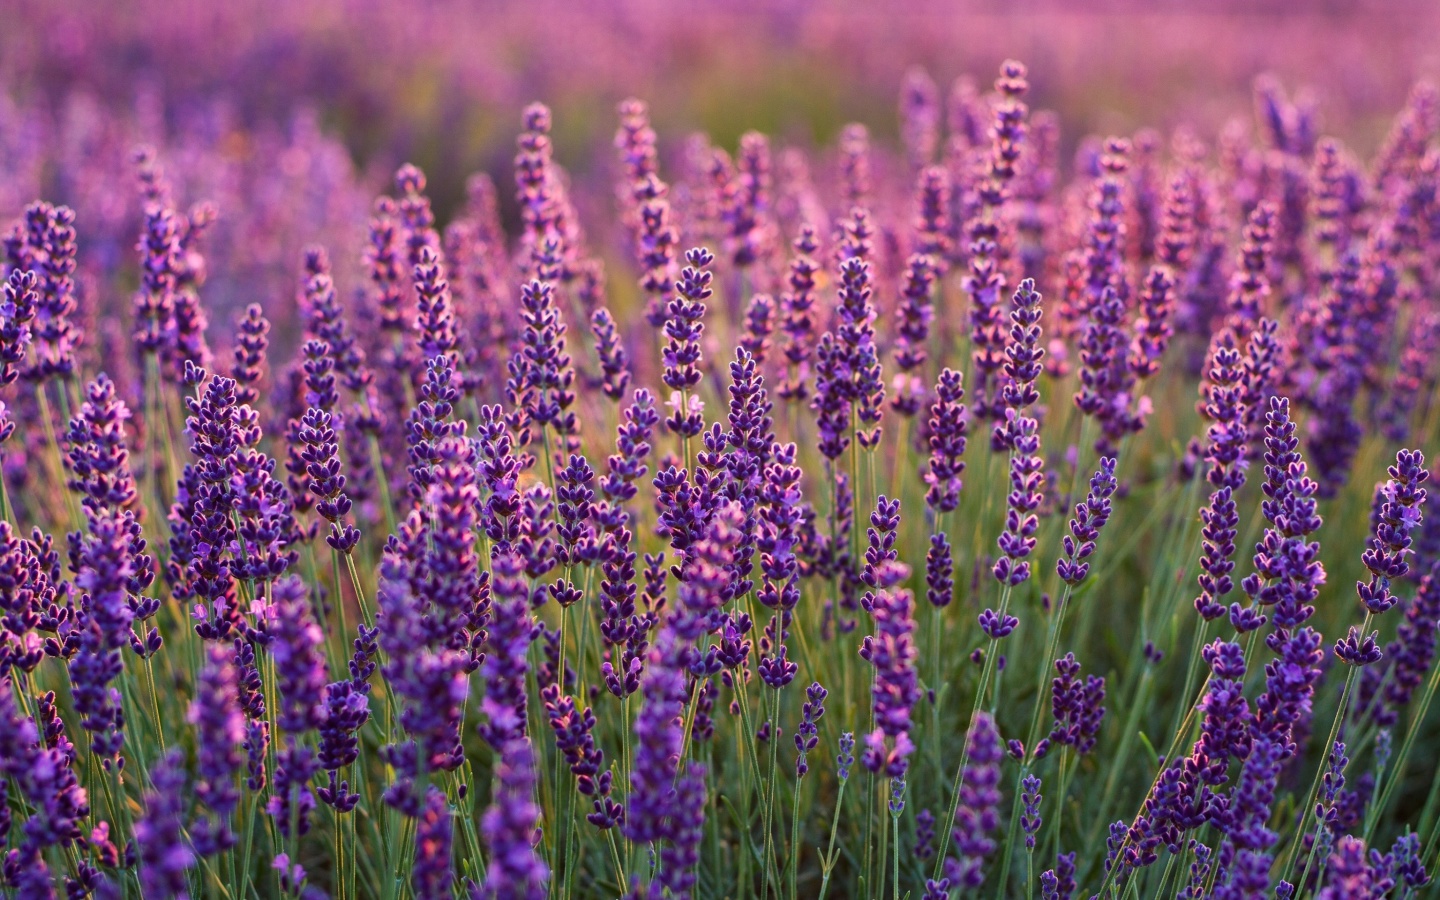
[0,50,1438,900]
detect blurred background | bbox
[3,0,1439,330]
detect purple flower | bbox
[377,546,468,803]
[297,406,360,553]
[69,509,135,766]
[1192,332,1248,620]
[778,228,821,402]
[757,444,804,689]
[131,202,179,356]
[189,644,244,854]
[514,103,574,277]
[0,269,36,387]
[924,368,968,514]
[1040,852,1077,900]
[412,245,460,363]
[944,710,1003,889]
[24,202,79,381]
[900,67,941,170]
[992,406,1044,586]
[481,549,534,750]
[836,731,856,781]
[479,738,548,900]
[1212,735,1284,900]
[590,307,631,401]
[995,278,1045,428]
[414,786,454,899]
[1048,653,1107,755]
[860,588,921,777]
[268,574,326,735]
[1239,318,1283,460]
[839,123,872,207]
[1357,449,1429,614]
[662,247,713,438]
[134,749,195,899]
[1225,201,1276,329]
[1304,252,1366,498]
[1057,456,1118,585]
[916,808,936,860]
[1381,565,1440,718]
[891,253,939,416]
[0,682,89,864]
[1193,641,1251,783]
[1128,265,1177,381]
[506,275,578,457]
[543,685,621,830]
[1021,774,1043,850]
[1241,397,1325,633]
[926,531,954,608]
[794,681,827,777]
[229,303,270,406]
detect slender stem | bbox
[816,775,850,900]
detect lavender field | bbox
[1,2,1439,898]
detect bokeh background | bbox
[7,0,1440,225]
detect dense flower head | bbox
[945,710,1003,889]
[775,227,823,399]
[268,574,327,735]
[892,253,938,415]
[924,368,968,513]
[993,405,1045,586]
[859,587,920,776]
[65,374,138,515]
[480,738,548,900]
[189,643,244,853]
[134,750,195,899]
[1047,652,1106,755]
[1357,448,1428,614]
[1058,456,1118,585]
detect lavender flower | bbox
[945,710,1003,889]
[924,368,967,514]
[1192,332,1248,621]
[269,574,326,735]
[794,681,827,777]
[481,549,534,749]
[1225,201,1276,329]
[1337,450,1427,667]
[662,247,713,439]
[1128,265,1177,381]
[507,275,578,456]
[900,67,941,170]
[0,269,35,387]
[189,644,243,855]
[134,750,195,899]
[298,406,360,553]
[590,307,631,401]
[69,509,134,767]
[1357,449,1429,614]
[25,202,79,381]
[1048,653,1107,755]
[1021,775,1043,850]
[891,253,939,417]
[413,787,454,899]
[1381,565,1440,718]
[992,408,1044,587]
[1057,456,1118,585]
[479,739,548,900]
[778,228,820,402]
[1212,734,1284,900]
[860,588,921,777]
